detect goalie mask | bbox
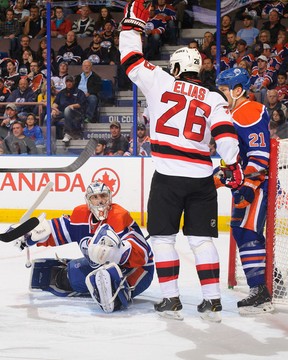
[170,47,202,77]
[85,181,112,221]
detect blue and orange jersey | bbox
[231,99,270,173]
[37,203,153,270]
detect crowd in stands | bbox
[0,1,288,156]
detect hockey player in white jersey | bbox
[119,0,243,321]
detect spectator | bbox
[13,0,30,25]
[35,38,56,64]
[38,46,58,78]
[266,88,287,117]
[105,121,129,156]
[100,21,115,48]
[83,32,113,65]
[51,6,72,38]
[51,75,86,142]
[51,61,69,93]
[200,57,216,86]
[154,0,177,45]
[214,14,234,48]
[0,77,11,116]
[143,5,167,61]
[250,54,270,102]
[261,9,286,46]
[126,122,151,156]
[26,60,44,94]
[56,30,84,65]
[0,8,21,55]
[23,112,44,148]
[188,38,206,61]
[238,59,252,74]
[74,59,102,123]
[37,80,56,123]
[18,49,34,76]
[275,71,288,105]
[72,5,95,38]
[109,31,131,91]
[270,108,288,139]
[2,119,37,154]
[0,102,18,138]
[7,77,36,120]
[235,2,263,23]
[236,14,259,47]
[261,1,286,19]
[201,31,214,57]
[4,59,20,91]
[94,6,117,33]
[94,138,106,155]
[23,4,46,39]
[225,30,238,57]
[12,34,35,62]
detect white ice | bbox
[0,224,288,360]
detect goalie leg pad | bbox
[30,258,75,297]
[85,263,131,313]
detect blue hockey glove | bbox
[233,184,255,209]
[121,0,152,32]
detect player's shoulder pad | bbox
[232,100,265,126]
[70,204,90,223]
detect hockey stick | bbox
[20,181,54,268]
[0,138,98,173]
[0,217,39,243]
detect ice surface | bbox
[0,224,288,360]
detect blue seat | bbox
[99,79,115,105]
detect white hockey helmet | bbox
[85,181,112,221]
[170,47,202,77]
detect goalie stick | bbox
[0,217,39,243]
[0,138,98,173]
[20,181,54,268]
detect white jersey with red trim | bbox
[120,30,240,178]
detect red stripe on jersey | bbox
[213,133,238,141]
[196,263,219,271]
[241,256,266,263]
[54,219,66,245]
[127,267,146,287]
[156,259,180,268]
[126,57,145,75]
[210,121,233,131]
[150,139,210,156]
[158,275,179,283]
[121,51,142,64]
[151,151,212,165]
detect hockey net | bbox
[228,138,288,304]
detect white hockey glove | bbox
[14,213,51,250]
[121,0,151,32]
[88,224,131,265]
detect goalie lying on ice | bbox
[15,180,154,313]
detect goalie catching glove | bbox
[88,224,131,266]
[13,213,51,250]
[121,0,152,32]
[219,159,244,189]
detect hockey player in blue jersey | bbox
[216,68,274,315]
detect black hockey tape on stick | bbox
[0,217,39,243]
[0,138,98,173]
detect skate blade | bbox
[156,310,184,321]
[238,302,275,316]
[199,311,222,323]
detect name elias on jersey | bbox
[173,81,206,100]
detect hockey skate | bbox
[197,299,222,323]
[154,297,183,321]
[237,284,275,315]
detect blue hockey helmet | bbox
[216,68,250,91]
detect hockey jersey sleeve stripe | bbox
[121,51,144,74]
[211,123,237,139]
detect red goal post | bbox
[228,138,288,304]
